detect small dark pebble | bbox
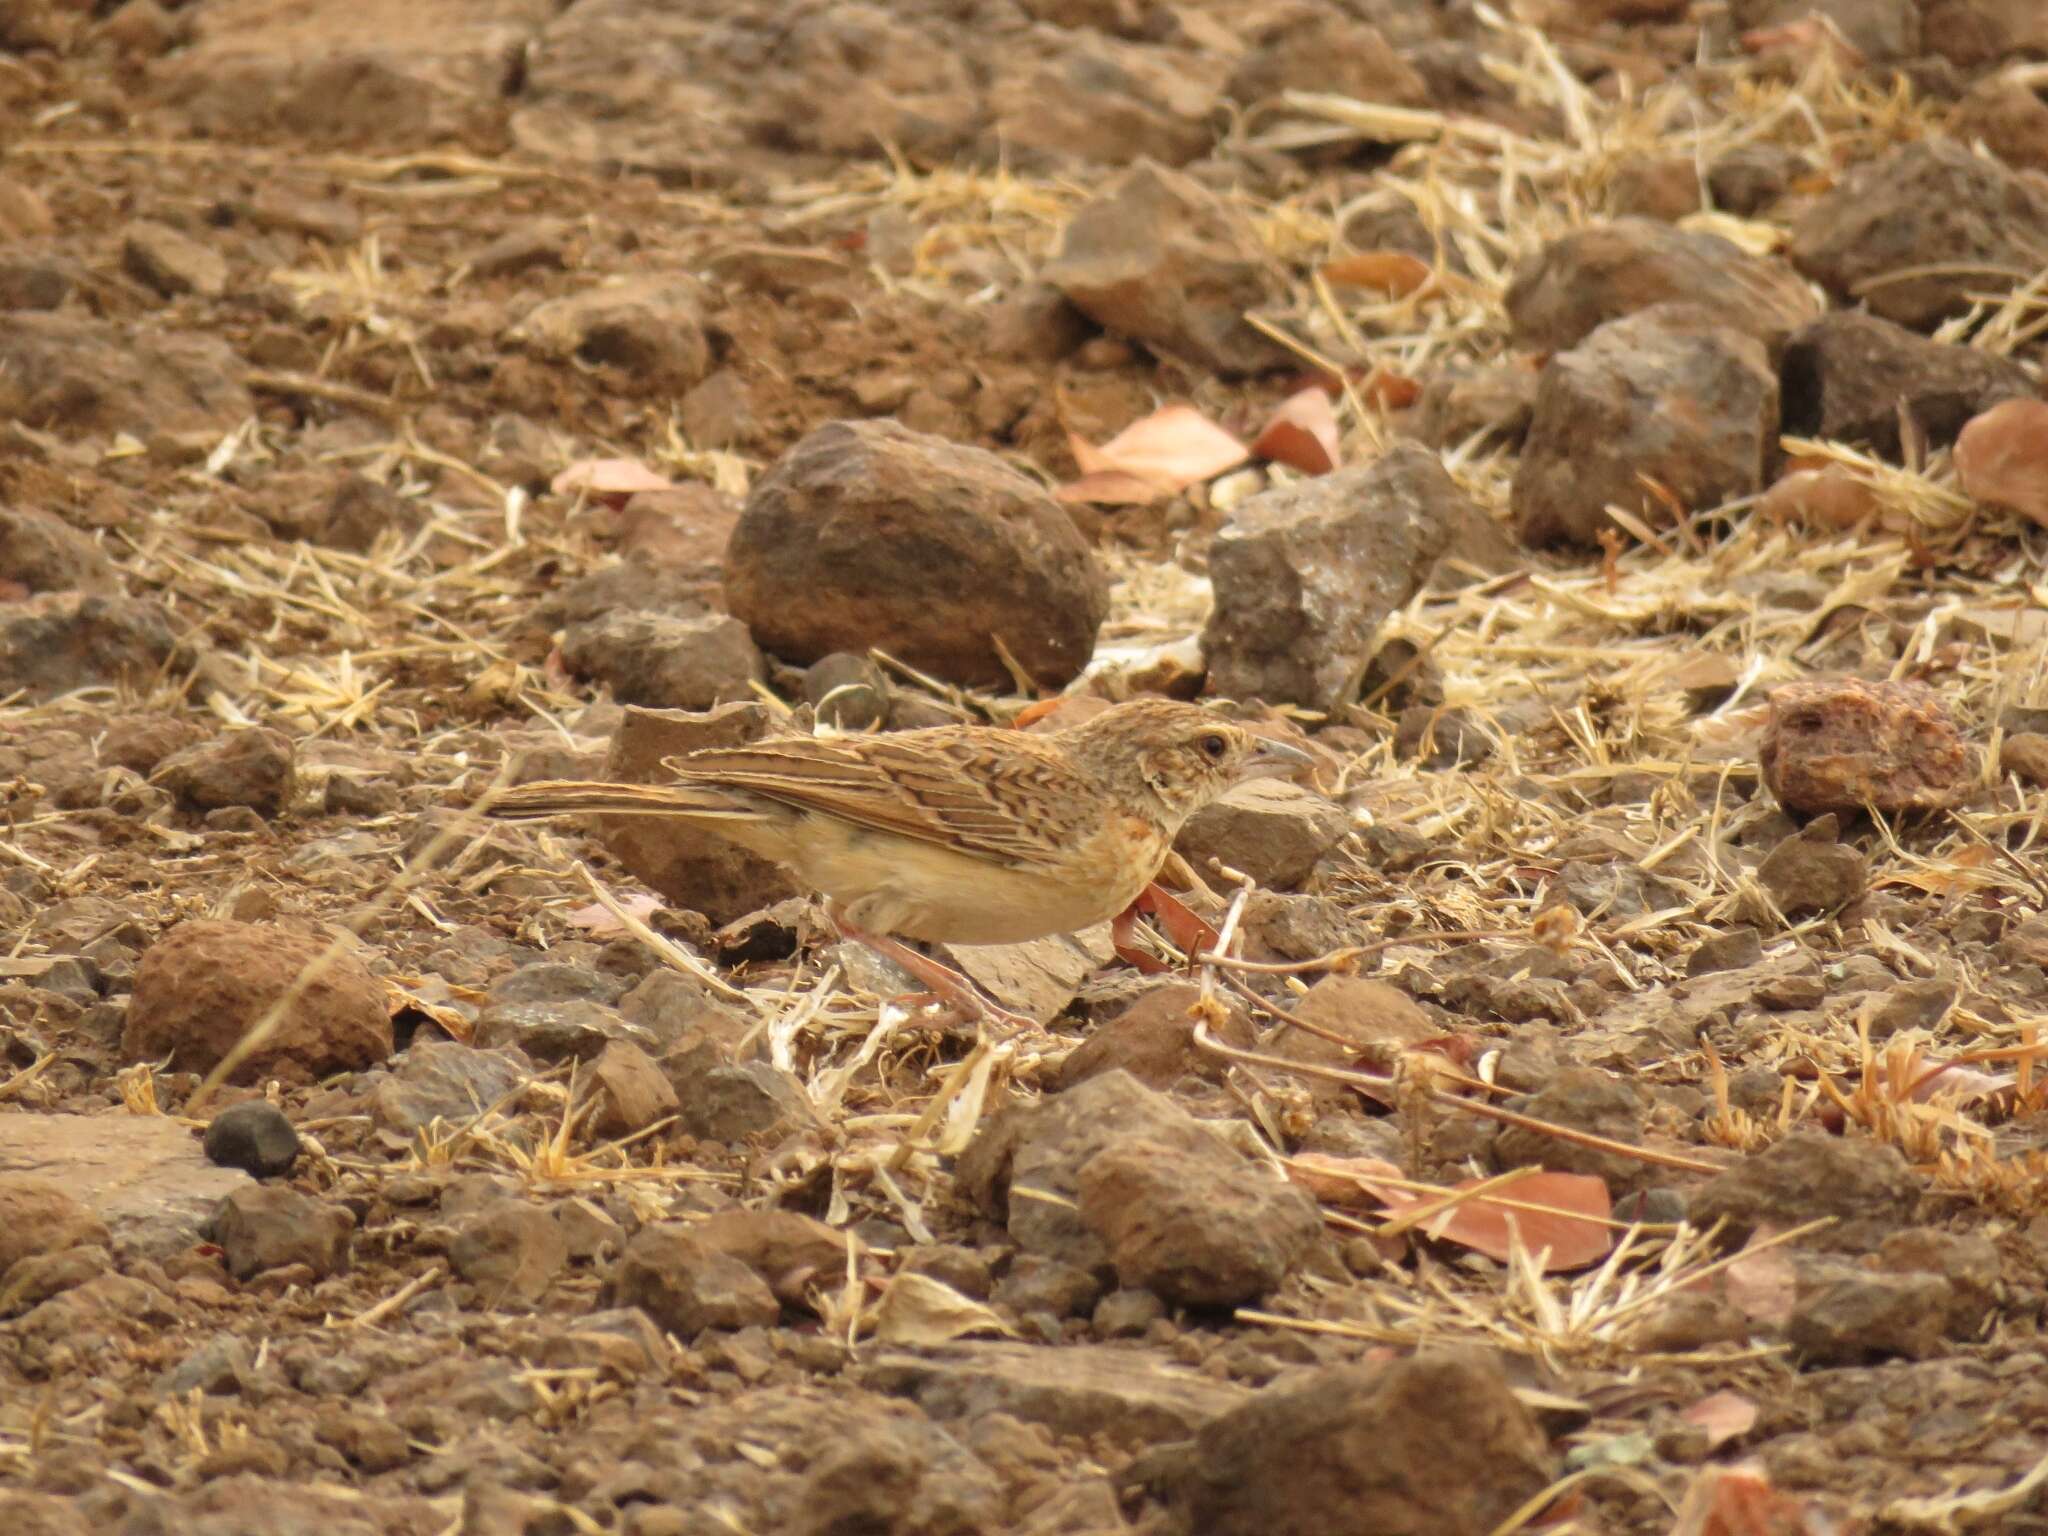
[204,1100,302,1179]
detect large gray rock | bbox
[1202,443,1481,709]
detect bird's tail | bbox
[482,780,755,822]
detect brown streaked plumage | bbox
[486,698,1307,962]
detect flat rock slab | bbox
[859,1341,1249,1444]
[941,923,1116,1024]
[0,1112,249,1262]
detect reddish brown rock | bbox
[1176,780,1348,889]
[1513,304,1778,547]
[0,1177,109,1278]
[1953,77,2048,172]
[0,314,251,438]
[1077,1127,1320,1307]
[1057,983,1254,1091]
[212,1184,353,1280]
[961,1070,1318,1306]
[1790,138,2048,329]
[1224,8,1428,109]
[125,921,393,1086]
[1999,731,2048,786]
[609,1222,780,1334]
[1505,219,1818,353]
[157,0,552,150]
[988,34,1221,168]
[598,702,804,925]
[559,610,764,710]
[0,594,180,697]
[511,276,712,393]
[155,727,296,816]
[584,1039,679,1138]
[1758,815,1869,915]
[1042,161,1289,376]
[1760,678,1969,814]
[121,219,228,300]
[0,507,116,596]
[1780,311,2035,457]
[0,1114,245,1265]
[1166,1352,1555,1536]
[1921,0,2048,68]
[725,420,1108,691]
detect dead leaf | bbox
[1361,368,1422,411]
[1114,882,1223,971]
[551,456,674,506]
[1252,387,1342,475]
[1720,1234,1797,1329]
[564,893,663,936]
[1286,1152,1405,1204]
[870,1272,1014,1345]
[1682,1391,1759,1450]
[1668,1463,1825,1536]
[1059,405,1248,505]
[1286,1157,1613,1272]
[1321,250,1433,297]
[1414,1171,1613,1270]
[1956,399,2048,527]
[1739,17,1865,68]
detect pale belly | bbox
[778,815,1163,946]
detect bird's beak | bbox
[1245,735,1315,775]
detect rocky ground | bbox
[4,0,2048,1532]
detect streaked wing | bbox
[667,728,1093,869]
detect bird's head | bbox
[1064,697,1312,827]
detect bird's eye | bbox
[1199,733,1228,759]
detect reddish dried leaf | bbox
[1361,368,1422,410]
[1055,470,1166,506]
[1060,405,1249,504]
[1291,1159,1613,1272]
[1739,17,1865,68]
[1417,1171,1613,1271]
[1759,466,1880,531]
[1955,399,2048,527]
[1669,1464,1822,1536]
[550,456,674,504]
[1286,1152,1405,1204]
[1721,1237,1797,1328]
[1904,1057,2015,1105]
[1252,386,1342,475]
[1681,1391,1759,1450]
[564,893,663,935]
[1110,904,1175,975]
[1130,881,1223,959]
[1321,249,1433,296]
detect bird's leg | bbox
[826,904,1041,1037]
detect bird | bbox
[484,697,1310,1031]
